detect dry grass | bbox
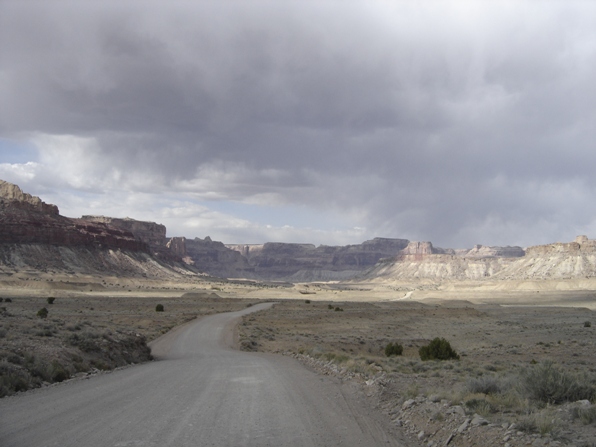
[238,298,596,441]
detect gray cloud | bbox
[1,1,596,247]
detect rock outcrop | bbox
[81,216,166,254]
[0,180,193,278]
[363,236,596,282]
[166,237,187,258]
[0,180,59,215]
[185,237,253,278]
[225,238,410,280]
[0,182,146,251]
[464,244,525,258]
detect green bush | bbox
[520,361,596,404]
[385,342,404,357]
[304,300,311,304]
[47,297,55,304]
[155,304,164,312]
[584,321,591,328]
[334,307,343,312]
[419,337,459,361]
[37,308,48,319]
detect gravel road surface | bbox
[0,302,406,446]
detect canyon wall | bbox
[0,183,146,252]
[363,236,596,282]
[3,179,595,283]
[0,181,191,278]
[225,238,410,280]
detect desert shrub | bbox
[516,415,537,433]
[520,361,596,404]
[304,300,311,304]
[334,306,343,312]
[385,342,403,357]
[37,308,48,319]
[67,332,102,353]
[4,298,11,303]
[328,304,334,309]
[465,397,494,416]
[419,337,460,361]
[155,304,164,312]
[50,361,70,382]
[585,321,592,328]
[47,297,55,304]
[0,362,30,397]
[571,406,596,425]
[411,362,429,373]
[0,298,3,302]
[466,375,503,395]
[517,411,560,436]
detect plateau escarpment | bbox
[3,179,596,285]
[363,235,596,282]
[0,181,146,252]
[0,180,192,278]
[184,237,254,279]
[226,238,410,280]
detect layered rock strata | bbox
[225,238,411,280]
[0,182,146,252]
[363,236,596,281]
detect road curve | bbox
[0,303,407,446]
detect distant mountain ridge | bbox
[1,179,595,283]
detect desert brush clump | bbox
[47,297,55,304]
[384,342,404,357]
[36,307,48,319]
[516,409,560,436]
[520,361,596,405]
[155,304,164,312]
[419,337,460,361]
[466,375,503,395]
[571,405,596,425]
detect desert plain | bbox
[2,271,596,446]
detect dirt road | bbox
[0,302,406,447]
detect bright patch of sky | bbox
[0,139,37,164]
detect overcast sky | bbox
[1,1,595,248]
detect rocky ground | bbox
[239,298,596,446]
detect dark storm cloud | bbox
[1,1,596,247]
